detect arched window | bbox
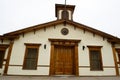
[62,10,69,20]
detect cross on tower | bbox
[64,0,67,20]
[65,0,67,5]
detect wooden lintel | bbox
[48,38,81,43]
[24,43,41,47]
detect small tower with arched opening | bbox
[55,4,75,21]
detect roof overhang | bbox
[107,38,120,44]
[0,35,19,40]
[1,20,120,44]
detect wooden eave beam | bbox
[0,44,9,49]
[107,39,120,44]
[66,20,119,40]
[0,35,19,40]
[4,20,64,36]
[2,19,120,43]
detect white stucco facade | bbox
[4,24,117,76]
[0,4,120,76]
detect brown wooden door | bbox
[54,45,74,75]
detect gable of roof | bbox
[1,19,120,43]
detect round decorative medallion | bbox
[61,28,69,35]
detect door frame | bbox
[49,38,81,76]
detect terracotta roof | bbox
[1,19,120,43]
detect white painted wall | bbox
[8,66,49,75]
[7,24,117,76]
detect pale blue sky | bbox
[0,0,120,38]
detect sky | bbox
[0,0,120,38]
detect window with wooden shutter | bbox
[0,50,5,68]
[87,46,103,71]
[0,44,9,68]
[23,43,41,70]
[118,53,120,63]
[116,49,120,64]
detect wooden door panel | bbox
[64,64,73,74]
[54,62,64,74]
[54,46,63,74]
[54,46,74,75]
[64,47,74,74]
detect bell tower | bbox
[55,4,75,21]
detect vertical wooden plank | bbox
[112,44,119,76]
[49,44,54,75]
[75,45,79,76]
[4,41,14,75]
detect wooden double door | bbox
[49,39,80,76]
[54,45,74,75]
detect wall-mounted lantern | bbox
[44,44,46,49]
[82,46,85,50]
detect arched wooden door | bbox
[49,39,80,76]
